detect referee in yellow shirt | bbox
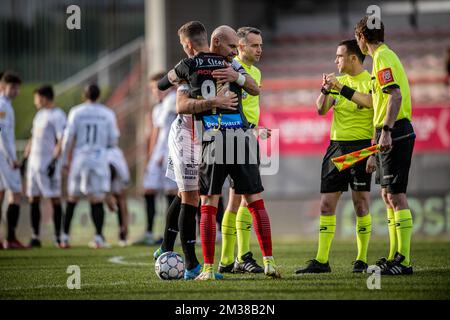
[219,27,266,274]
[296,40,374,274]
[326,17,415,275]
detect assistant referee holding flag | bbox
[326,16,415,275]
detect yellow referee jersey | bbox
[330,70,374,141]
[235,57,261,126]
[371,44,412,128]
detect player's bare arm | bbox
[176,89,238,114]
[326,73,373,108]
[212,66,260,96]
[378,86,402,151]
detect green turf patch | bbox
[1,240,449,300]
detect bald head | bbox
[210,25,239,62]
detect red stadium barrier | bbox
[259,106,450,155]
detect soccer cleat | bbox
[352,260,368,273]
[295,259,331,274]
[263,257,281,278]
[4,238,28,250]
[381,253,413,276]
[88,235,111,249]
[60,234,71,249]
[218,262,234,274]
[232,252,264,274]
[118,240,129,247]
[133,233,163,246]
[28,238,42,248]
[194,264,224,281]
[375,257,392,271]
[153,247,166,260]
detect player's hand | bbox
[257,127,272,140]
[325,73,339,90]
[366,155,377,173]
[322,73,331,90]
[213,92,238,110]
[212,66,239,84]
[11,160,20,170]
[379,131,392,152]
[47,158,57,178]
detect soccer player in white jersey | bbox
[106,145,130,246]
[24,85,67,248]
[134,73,178,245]
[61,84,119,248]
[0,71,26,249]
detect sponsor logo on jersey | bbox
[203,114,243,130]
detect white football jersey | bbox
[0,94,17,162]
[62,102,119,162]
[29,107,67,170]
[153,90,177,156]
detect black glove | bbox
[47,158,57,178]
[20,157,28,178]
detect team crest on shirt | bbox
[242,91,248,99]
[377,68,394,86]
[0,111,5,118]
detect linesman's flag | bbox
[331,133,416,172]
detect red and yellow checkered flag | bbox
[331,145,379,171]
[331,133,416,172]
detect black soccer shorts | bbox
[199,129,264,196]
[375,118,415,194]
[320,139,373,193]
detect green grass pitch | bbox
[1,239,449,300]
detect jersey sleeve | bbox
[60,110,77,165]
[152,104,164,128]
[0,103,16,162]
[53,110,67,140]
[375,55,400,93]
[231,60,248,75]
[107,110,119,148]
[158,59,192,90]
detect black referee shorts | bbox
[199,129,264,196]
[320,139,373,193]
[375,118,415,194]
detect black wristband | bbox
[321,87,330,95]
[340,85,356,100]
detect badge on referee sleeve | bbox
[377,67,394,86]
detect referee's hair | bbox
[177,21,208,47]
[1,71,22,85]
[237,27,262,42]
[34,85,54,101]
[355,16,384,44]
[339,39,366,63]
[84,83,100,101]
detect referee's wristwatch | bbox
[382,124,393,133]
[321,86,331,95]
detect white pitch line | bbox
[1,281,129,291]
[108,255,152,266]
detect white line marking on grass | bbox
[1,281,129,291]
[108,256,151,266]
